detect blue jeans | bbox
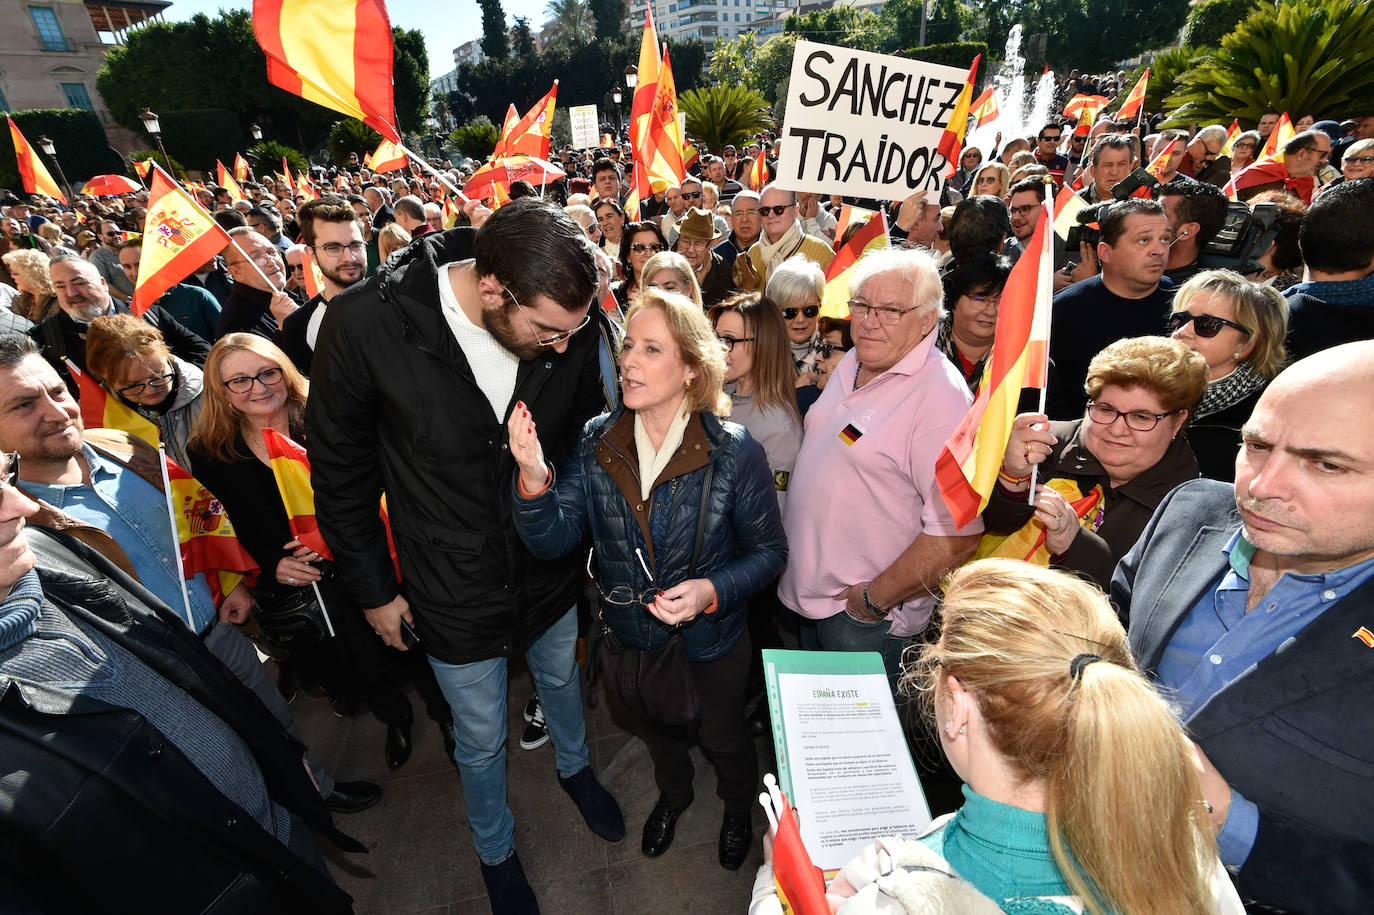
[427,607,590,865]
[816,608,907,682]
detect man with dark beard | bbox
[277,200,367,376]
[305,199,625,915]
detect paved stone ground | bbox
[294,666,776,914]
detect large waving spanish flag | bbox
[66,359,162,448]
[935,192,1053,528]
[1114,69,1149,122]
[134,166,232,316]
[165,454,259,606]
[500,81,559,161]
[7,117,66,204]
[934,54,980,180]
[819,207,889,318]
[253,0,400,143]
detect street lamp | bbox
[138,107,173,175]
[624,65,637,91]
[612,88,623,134]
[35,135,74,202]
[250,123,263,142]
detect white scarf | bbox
[633,400,693,502]
[758,219,804,275]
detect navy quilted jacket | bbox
[512,406,786,661]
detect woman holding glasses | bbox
[983,336,1207,589]
[508,288,786,871]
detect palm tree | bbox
[544,0,592,51]
[678,85,775,153]
[327,119,384,166]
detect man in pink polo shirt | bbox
[778,248,982,676]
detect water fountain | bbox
[968,25,1058,157]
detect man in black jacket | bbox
[32,254,210,398]
[306,199,624,915]
[0,466,358,913]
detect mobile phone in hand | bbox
[400,619,421,649]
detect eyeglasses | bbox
[288,262,305,272]
[1345,155,1374,165]
[313,241,366,258]
[117,371,175,397]
[717,334,755,352]
[1009,204,1039,217]
[227,250,281,269]
[781,305,819,320]
[223,367,284,393]
[968,294,1001,306]
[817,342,850,359]
[760,204,794,217]
[1086,402,1179,432]
[1,451,19,489]
[1167,310,1251,338]
[505,287,592,348]
[630,242,665,255]
[1040,135,1062,142]
[848,299,922,326]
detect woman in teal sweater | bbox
[751,560,1244,915]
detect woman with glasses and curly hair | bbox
[982,336,1207,589]
[751,560,1243,915]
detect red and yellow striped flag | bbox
[748,152,768,191]
[494,104,519,158]
[1115,69,1149,121]
[970,87,999,129]
[301,246,326,298]
[234,152,251,182]
[252,0,400,142]
[1143,138,1180,185]
[7,117,66,203]
[216,160,246,201]
[1261,112,1294,162]
[1063,94,1110,131]
[935,193,1053,527]
[934,55,981,180]
[442,194,461,229]
[165,454,259,605]
[502,82,559,161]
[1220,119,1242,157]
[366,138,408,173]
[66,359,162,448]
[133,166,232,316]
[642,51,686,192]
[600,133,614,148]
[133,158,153,179]
[820,208,889,318]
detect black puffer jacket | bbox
[306,228,613,665]
[511,407,786,662]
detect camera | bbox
[1199,202,1280,274]
[1064,168,1163,251]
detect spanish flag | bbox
[367,138,408,173]
[494,104,519,158]
[1051,185,1088,242]
[819,207,889,318]
[600,133,615,149]
[1115,69,1149,121]
[295,171,318,202]
[302,246,326,298]
[165,454,259,606]
[442,194,462,229]
[65,359,162,448]
[934,54,980,180]
[234,152,251,182]
[7,117,66,203]
[216,160,246,201]
[748,151,769,191]
[1063,94,1110,132]
[133,158,154,179]
[1143,138,1180,183]
[1220,119,1242,157]
[252,0,401,143]
[133,166,232,316]
[501,81,559,161]
[643,51,686,192]
[970,87,999,129]
[769,787,829,915]
[1260,112,1294,161]
[935,192,1053,527]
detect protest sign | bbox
[774,40,971,201]
[569,104,600,149]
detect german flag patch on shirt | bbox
[839,422,865,446]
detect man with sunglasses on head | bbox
[306,198,625,915]
[738,184,835,292]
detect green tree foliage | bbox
[451,116,501,161]
[1185,0,1260,48]
[511,17,537,58]
[247,140,309,177]
[479,0,510,59]
[96,11,430,153]
[884,0,975,51]
[968,0,1191,73]
[0,109,123,191]
[666,40,707,94]
[753,35,798,108]
[155,108,247,174]
[785,7,887,54]
[707,32,757,89]
[392,28,431,133]
[588,0,628,40]
[545,0,594,50]
[679,84,774,151]
[328,119,385,165]
[1122,47,1205,119]
[1164,0,1374,127]
[902,41,987,70]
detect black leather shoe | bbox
[641,793,690,858]
[480,851,540,915]
[385,714,413,770]
[325,780,382,814]
[559,765,625,843]
[718,810,753,870]
[439,719,458,766]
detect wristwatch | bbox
[862,583,891,618]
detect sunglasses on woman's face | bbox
[1167,310,1251,338]
[782,305,820,320]
[817,342,850,359]
[630,242,664,254]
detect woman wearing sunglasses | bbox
[84,314,205,472]
[764,255,826,382]
[982,337,1207,589]
[1168,270,1289,481]
[613,220,669,312]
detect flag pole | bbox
[310,579,336,638]
[1028,175,1056,504]
[398,142,470,203]
[158,447,198,629]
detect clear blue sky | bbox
[163,0,552,79]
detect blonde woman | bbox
[1,249,58,323]
[752,560,1244,915]
[377,221,412,262]
[639,250,703,306]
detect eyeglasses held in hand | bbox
[817,342,850,359]
[117,372,175,397]
[1086,402,1179,432]
[630,242,664,255]
[506,287,592,348]
[848,299,922,326]
[1167,310,1250,338]
[781,305,820,320]
[717,334,755,352]
[223,367,284,393]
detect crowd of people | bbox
[1,83,1372,915]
